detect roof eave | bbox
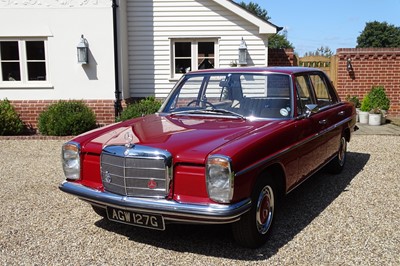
[212,0,280,35]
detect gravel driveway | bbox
[0,135,399,265]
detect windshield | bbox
[160,72,293,119]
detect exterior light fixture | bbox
[238,38,247,65]
[346,58,353,72]
[77,34,89,64]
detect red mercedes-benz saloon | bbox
[60,67,357,248]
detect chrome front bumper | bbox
[59,181,251,224]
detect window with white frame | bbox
[172,39,217,78]
[0,39,47,84]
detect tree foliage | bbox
[237,1,293,49]
[357,21,400,48]
[269,31,294,49]
[304,46,334,57]
[237,1,270,21]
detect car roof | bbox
[189,66,322,75]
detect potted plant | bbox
[368,107,382,126]
[368,86,390,124]
[359,94,371,124]
[346,95,361,122]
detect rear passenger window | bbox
[309,74,332,108]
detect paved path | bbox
[354,122,400,136]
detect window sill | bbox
[0,83,54,89]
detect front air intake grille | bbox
[100,145,172,198]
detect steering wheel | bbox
[186,100,215,109]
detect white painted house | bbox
[0,0,280,128]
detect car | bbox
[59,67,357,248]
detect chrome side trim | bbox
[235,116,353,177]
[59,181,251,224]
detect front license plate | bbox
[106,207,165,230]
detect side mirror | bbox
[305,104,319,118]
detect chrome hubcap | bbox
[256,185,274,234]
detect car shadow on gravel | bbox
[94,151,370,261]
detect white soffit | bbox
[212,0,278,34]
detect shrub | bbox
[38,101,97,136]
[118,97,162,121]
[0,98,24,135]
[368,86,390,111]
[345,95,361,108]
[360,94,372,112]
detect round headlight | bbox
[62,142,81,180]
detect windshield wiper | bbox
[171,108,245,120]
[205,109,246,119]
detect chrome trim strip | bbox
[235,116,353,177]
[59,181,251,223]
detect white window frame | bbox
[170,38,219,80]
[0,38,50,88]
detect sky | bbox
[239,0,400,56]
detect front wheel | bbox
[232,178,277,248]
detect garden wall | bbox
[9,100,116,132]
[335,48,400,116]
[268,48,297,66]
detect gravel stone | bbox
[0,136,399,265]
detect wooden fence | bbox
[298,55,338,87]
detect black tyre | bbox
[232,177,277,248]
[327,136,347,174]
[92,205,107,218]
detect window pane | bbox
[310,74,332,107]
[175,42,191,57]
[1,62,21,81]
[26,41,45,60]
[0,41,19,60]
[295,76,312,115]
[198,42,214,57]
[175,59,191,74]
[27,62,46,80]
[198,58,214,69]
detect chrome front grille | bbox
[100,145,172,198]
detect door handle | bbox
[319,119,327,125]
[338,111,345,116]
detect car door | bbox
[308,72,342,161]
[292,74,327,183]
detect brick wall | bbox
[10,99,116,133]
[336,48,400,116]
[268,48,297,66]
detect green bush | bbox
[368,86,390,111]
[118,97,162,121]
[360,86,390,113]
[345,95,361,108]
[0,98,24,135]
[360,94,372,112]
[38,101,97,136]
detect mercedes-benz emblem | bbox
[124,131,134,148]
[148,179,157,189]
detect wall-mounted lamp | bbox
[77,34,89,64]
[346,58,353,72]
[238,38,248,65]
